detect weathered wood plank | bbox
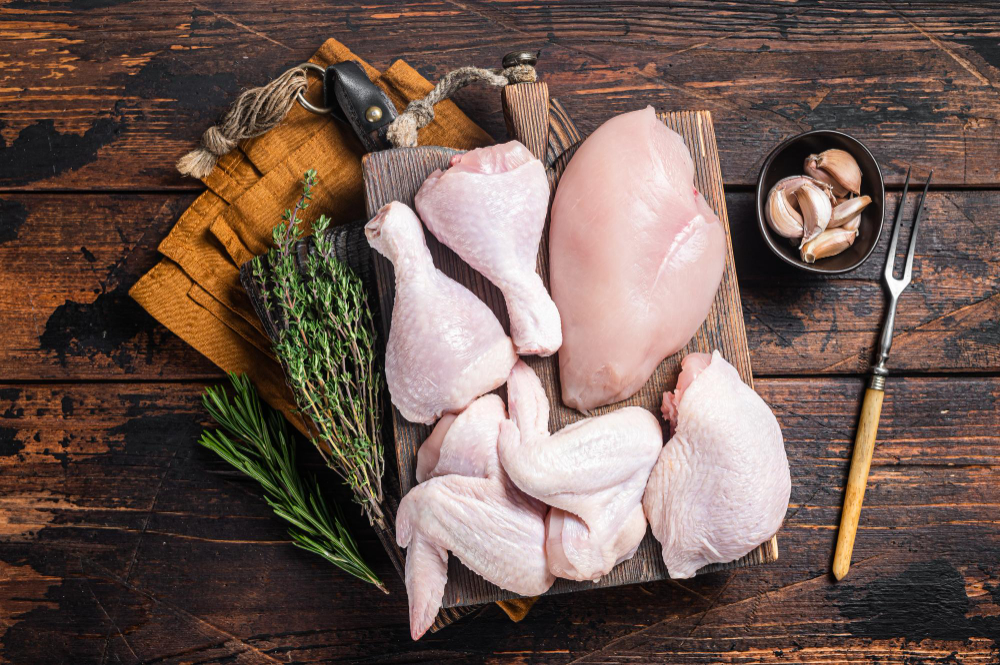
[731,189,1000,376]
[2,3,997,662]
[0,193,218,380]
[0,190,995,381]
[2,1,999,189]
[1,377,997,662]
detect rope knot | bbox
[202,125,238,156]
[504,64,537,84]
[408,98,436,126]
[177,64,310,178]
[386,64,537,148]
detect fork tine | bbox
[902,170,932,284]
[885,167,912,282]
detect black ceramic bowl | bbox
[756,130,885,274]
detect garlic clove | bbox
[841,214,862,233]
[803,156,842,196]
[822,185,840,207]
[829,195,872,229]
[795,182,834,247]
[774,175,836,209]
[817,149,862,195]
[800,228,857,263]
[805,149,862,197]
[765,182,804,238]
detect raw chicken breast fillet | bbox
[416,140,562,356]
[499,360,662,581]
[643,351,791,579]
[398,394,552,640]
[550,106,726,411]
[365,202,517,424]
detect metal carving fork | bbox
[833,167,931,581]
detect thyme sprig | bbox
[253,170,386,529]
[199,373,386,592]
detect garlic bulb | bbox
[795,182,834,247]
[800,228,858,264]
[804,149,862,198]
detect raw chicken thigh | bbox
[550,106,727,411]
[643,351,791,579]
[415,141,561,356]
[397,395,552,640]
[365,202,517,424]
[499,361,662,581]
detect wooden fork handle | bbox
[833,386,885,580]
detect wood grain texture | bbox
[0,189,995,381]
[502,82,550,160]
[0,193,218,380]
[3,1,1000,189]
[1,376,996,663]
[2,2,1000,661]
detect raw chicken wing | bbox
[550,107,726,411]
[499,360,662,581]
[365,202,517,424]
[398,398,552,639]
[415,141,561,356]
[643,351,791,579]
[415,394,506,483]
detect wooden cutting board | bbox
[362,82,778,607]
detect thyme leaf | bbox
[254,170,387,530]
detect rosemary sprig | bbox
[199,373,386,592]
[253,170,386,530]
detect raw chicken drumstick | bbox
[643,351,791,579]
[415,141,562,356]
[365,202,517,425]
[397,395,553,640]
[550,107,726,411]
[499,360,662,581]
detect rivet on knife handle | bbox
[832,167,930,581]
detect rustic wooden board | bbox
[2,3,1000,662]
[363,91,779,607]
[2,376,998,663]
[4,1,1000,190]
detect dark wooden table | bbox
[2,2,998,663]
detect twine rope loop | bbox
[386,64,536,148]
[176,61,536,177]
[176,65,308,178]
